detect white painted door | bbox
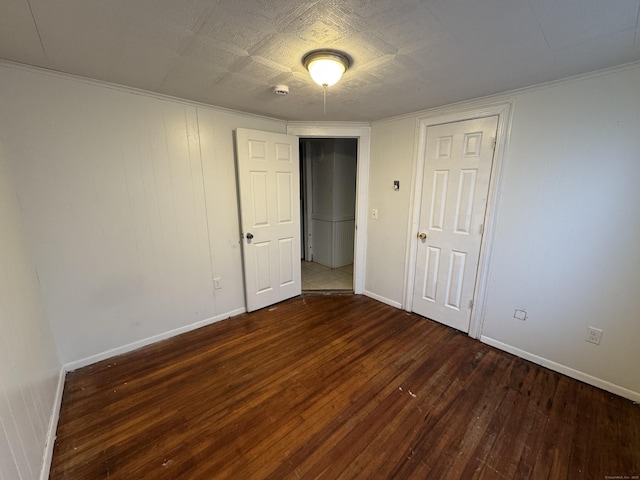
[236,128,301,312]
[412,116,498,332]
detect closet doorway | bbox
[300,138,357,291]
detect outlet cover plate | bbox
[586,327,603,345]
[513,309,527,321]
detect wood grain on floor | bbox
[50,295,640,479]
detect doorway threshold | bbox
[302,290,354,296]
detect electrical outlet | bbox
[214,277,222,290]
[371,208,378,219]
[586,327,603,345]
[513,309,527,321]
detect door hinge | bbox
[492,137,497,149]
[469,299,474,310]
[480,223,484,235]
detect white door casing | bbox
[286,123,370,295]
[412,116,499,332]
[303,141,313,262]
[236,128,301,312]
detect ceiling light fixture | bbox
[303,50,350,87]
[303,50,350,113]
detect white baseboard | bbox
[480,336,640,403]
[363,290,402,309]
[40,366,66,480]
[64,308,246,371]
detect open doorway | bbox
[300,138,357,291]
[287,123,369,295]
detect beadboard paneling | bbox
[0,137,61,479]
[311,218,333,268]
[0,64,286,366]
[333,220,355,268]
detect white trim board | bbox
[481,336,640,403]
[363,291,402,310]
[286,123,371,296]
[403,100,514,340]
[0,59,288,125]
[371,60,640,125]
[64,308,246,371]
[40,366,66,480]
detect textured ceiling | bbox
[2,0,640,121]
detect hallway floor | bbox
[301,261,353,291]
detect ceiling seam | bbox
[155,1,221,92]
[26,0,47,60]
[526,0,552,51]
[634,1,640,50]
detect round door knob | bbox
[418,232,427,240]
[246,233,254,240]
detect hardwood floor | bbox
[50,295,639,479]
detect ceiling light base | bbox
[303,50,350,87]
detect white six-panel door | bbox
[412,116,498,332]
[236,128,301,312]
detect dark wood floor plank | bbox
[528,375,578,479]
[191,303,423,478]
[238,317,435,476]
[337,342,499,479]
[410,352,517,479]
[511,368,560,479]
[332,336,493,479]
[300,334,469,478]
[50,295,640,479]
[392,354,526,479]
[258,316,452,479]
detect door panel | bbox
[250,172,269,226]
[236,128,301,312]
[423,246,440,301]
[412,116,498,332]
[276,172,293,223]
[255,241,272,293]
[445,250,466,309]
[278,238,295,285]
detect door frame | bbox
[300,140,314,262]
[286,122,370,294]
[403,100,514,339]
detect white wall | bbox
[367,64,640,398]
[480,66,640,398]
[365,117,417,307]
[0,63,286,367]
[0,136,61,478]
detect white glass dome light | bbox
[303,51,350,87]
